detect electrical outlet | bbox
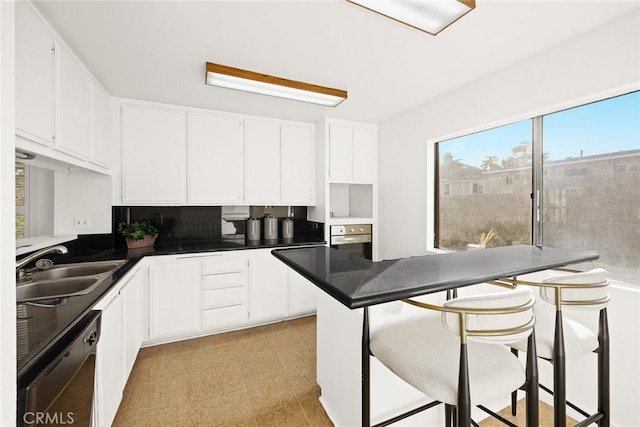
[74,216,91,229]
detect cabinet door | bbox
[288,269,317,316]
[91,81,112,167]
[15,2,55,145]
[122,104,186,204]
[352,127,376,183]
[57,44,93,159]
[121,274,142,381]
[281,124,315,205]
[245,120,280,204]
[249,254,288,323]
[329,124,353,181]
[95,297,124,427]
[149,261,200,338]
[187,112,244,204]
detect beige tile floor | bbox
[113,315,571,426]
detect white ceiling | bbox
[33,0,639,124]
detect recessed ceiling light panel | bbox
[205,62,348,107]
[348,0,475,35]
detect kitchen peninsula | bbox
[271,245,599,426]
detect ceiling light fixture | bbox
[347,0,476,35]
[205,62,348,107]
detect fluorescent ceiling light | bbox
[348,0,476,35]
[205,62,348,107]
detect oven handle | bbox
[331,234,372,245]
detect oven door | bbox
[18,311,100,427]
[330,234,373,260]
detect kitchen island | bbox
[271,245,598,426]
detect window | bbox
[437,119,532,250]
[436,91,640,283]
[16,163,27,239]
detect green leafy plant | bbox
[117,220,159,241]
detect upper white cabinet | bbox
[57,43,93,159]
[121,104,186,204]
[187,112,244,204]
[244,119,281,205]
[15,1,55,146]
[329,122,377,183]
[91,81,113,167]
[281,123,315,205]
[15,1,113,173]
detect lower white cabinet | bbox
[201,256,248,330]
[249,250,289,323]
[149,260,201,339]
[94,268,143,427]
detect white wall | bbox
[0,1,17,425]
[377,11,640,426]
[54,169,112,235]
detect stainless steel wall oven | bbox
[330,224,373,260]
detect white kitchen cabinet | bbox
[149,260,201,338]
[91,81,112,167]
[187,112,244,204]
[281,123,315,205]
[122,104,186,204]
[95,294,124,427]
[288,269,317,316]
[244,119,281,205]
[15,1,56,146]
[94,267,144,426]
[329,124,354,182]
[328,121,377,184]
[57,43,93,159]
[249,250,289,323]
[201,256,248,330]
[121,272,143,381]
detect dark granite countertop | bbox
[17,236,325,377]
[271,245,599,309]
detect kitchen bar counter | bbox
[271,244,599,426]
[271,244,599,308]
[18,236,325,376]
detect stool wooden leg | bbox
[525,329,539,427]
[597,309,610,427]
[458,342,471,427]
[553,310,567,427]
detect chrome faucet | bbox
[16,245,68,278]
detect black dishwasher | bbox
[17,310,100,427]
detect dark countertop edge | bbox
[271,246,599,309]
[18,237,325,375]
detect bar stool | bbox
[504,268,610,426]
[366,286,539,427]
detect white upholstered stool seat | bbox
[370,315,526,405]
[511,301,598,359]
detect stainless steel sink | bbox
[29,260,126,281]
[16,260,126,303]
[17,277,101,302]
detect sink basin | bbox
[16,259,127,303]
[29,260,126,281]
[16,277,101,302]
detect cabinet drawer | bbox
[203,305,246,329]
[203,287,245,309]
[203,272,246,290]
[202,258,246,275]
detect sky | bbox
[440,91,640,168]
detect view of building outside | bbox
[15,163,26,239]
[437,91,639,283]
[438,119,532,250]
[543,92,640,283]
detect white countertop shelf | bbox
[16,235,78,256]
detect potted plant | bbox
[117,220,159,249]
